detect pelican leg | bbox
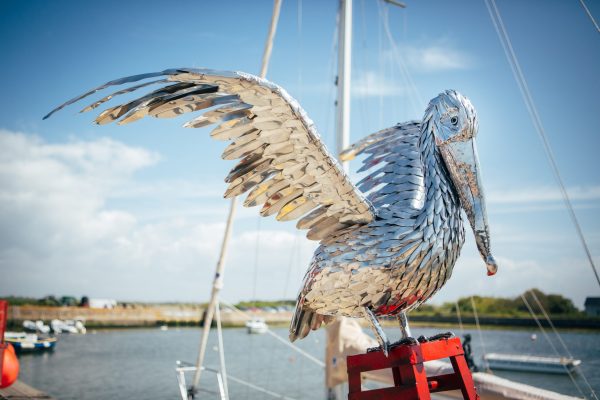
[363,307,390,357]
[399,312,411,338]
[390,312,418,347]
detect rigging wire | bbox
[214,300,229,399]
[469,297,490,372]
[252,217,261,301]
[484,0,600,288]
[190,0,283,392]
[297,0,303,102]
[324,7,340,149]
[380,1,423,115]
[221,300,326,368]
[528,291,598,400]
[357,0,371,137]
[579,0,600,34]
[520,294,587,398]
[377,0,384,127]
[283,232,300,298]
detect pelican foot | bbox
[389,336,418,349]
[367,340,391,356]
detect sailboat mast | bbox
[336,0,352,170]
[189,0,283,395]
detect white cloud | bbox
[405,46,471,71]
[488,185,600,204]
[353,71,406,97]
[0,130,315,302]
[381,42,473,73]
[430,240,600,309]
[0,130,596,307]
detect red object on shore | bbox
[346,337,479,400]
[0,300,19,389]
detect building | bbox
[88,298,118,309]
[584,297,600,317]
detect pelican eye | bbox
[450,116,458,126]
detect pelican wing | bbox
[340,121,426,213]
[46,68,374,240]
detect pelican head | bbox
[427,90,498,276]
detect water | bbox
[15,326,600,399]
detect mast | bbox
[189,0,283,396]
[336,0,352,171]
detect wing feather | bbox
[47,68,374,240]
[341,121,425,214]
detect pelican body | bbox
[45,68,497,354]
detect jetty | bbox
[0,381,55,400]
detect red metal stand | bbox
[347,337,479,400]
[0,300,7,379]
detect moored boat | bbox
[483,353,581,374]
[4,332,57,353]
[245,318,268,334]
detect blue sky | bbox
[0,0,599,307]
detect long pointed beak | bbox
[439,138,498,276]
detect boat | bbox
[483,353,582,375]
[4,332,57,353]
[22,320,50,334]
[245,318,268,334]
[50,319,86,334]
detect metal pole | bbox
[215,300,229,399]
[191,198,237,391]
[190,0,283,394]
[329,3,352,398]
[336,0,352,172]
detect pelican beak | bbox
[438,138,498,276]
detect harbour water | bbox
[15,326,600,399]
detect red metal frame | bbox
[347,337,479,400]
[0,300,7,379]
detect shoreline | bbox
[6,305,600,332]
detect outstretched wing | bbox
[46,68,374,241]
[340,121,425,215]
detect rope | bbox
[202,366,298,400]
[520,294,586,398]
[469,297,490,372]
[484,0,600,288]
[220,300,326,368]
[579,0,600,34]
[529,291,598,400]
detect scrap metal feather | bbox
[46,68,498,355]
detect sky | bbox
[0,0,599,308]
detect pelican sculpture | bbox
[45,68,498,355]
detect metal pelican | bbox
[45,68,498,355]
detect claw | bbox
[390,336,418,349]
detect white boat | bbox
[51,319,85,334]
[483,353,582,374]
[23,320,51,334]
[245,318,268,334]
